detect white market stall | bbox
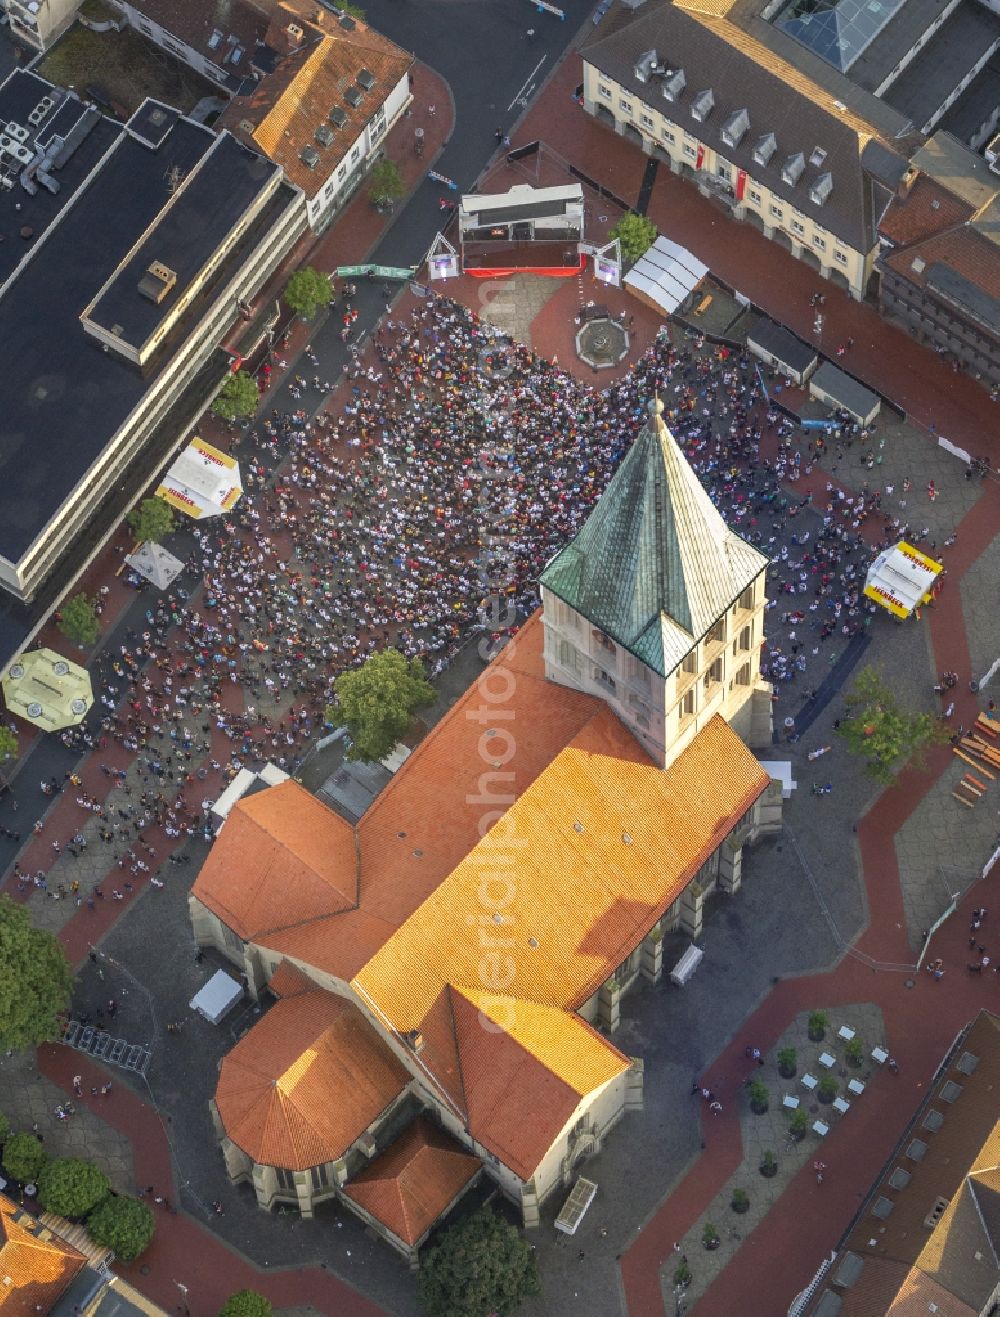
[624,236,708,315]
[124,540,185,590]
[864,541,943,618]
[157,438,242,520]
[190,969,244,1024]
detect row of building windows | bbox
[596,82,851,266]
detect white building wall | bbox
[581,61,872,298]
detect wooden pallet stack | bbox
[952,715,1000,807]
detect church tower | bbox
[540,398,772,770]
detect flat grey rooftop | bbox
[882,0,1000,132]
[846,0,950,90]
[939,55,1000,144]
[86,133,277,353]
[0,77,283,568]
[318,757,393,824]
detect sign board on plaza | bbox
[334,265,417,280]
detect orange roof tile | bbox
[215,989,408,1170]
[257,613,606,978]
[342,1116,481,1246]
[192,778,357,942]
[353,709,767,1027]
[218,6,413,198]
[449,988,629,1178]
[266,959,315,998]
[878,174,974,248]
[884,225,1000,304]
[0,1195,85,1314]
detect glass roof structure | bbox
[774,0,907,70]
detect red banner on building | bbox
[736,169,748,201]
[695,144,705,170]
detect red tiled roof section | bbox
[127,0,274,69]
[448,988,625,1180]
[342,1116,481,1246]
[878,174,974,248]
[192,778,357,941]
[0,1195,86,1314]
[266,959,315,998]
[259,613,606,977]
[884,226,1000,302]
[215,989,409,1170]
[219,6,413,198]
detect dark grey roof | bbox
[811,359,880,415]
[882,0,1000,133]
[939,55,1000,146]
[467,198,569,223]
[861,137,908,189]
[926,261,1000,334]
[126,97,180,149]
[86,134,279,354]
[0,100,282,564]
[582,3,882,251]
[746,315,818,372]
[842,0,948,91]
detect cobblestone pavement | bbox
[664,1004,885,1311]
[0,1049,134,1194]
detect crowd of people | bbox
[10,294,958,907]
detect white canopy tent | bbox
[864,542,942,618]
[190,969,244,1025]
[157,438,242,520]
[125,541,185,590]
[624,237,709,315]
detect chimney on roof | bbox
[899,166,918,197]
[287,21,304,45]
[404,1029,424,1054]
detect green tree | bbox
[283,266,332,321]
[370,158,405,208]
[0,1112,10,1145]
[87,1195,155,1263]
[836,665,949,784]
[212,370,260,423]
[417,1208,540,1317]
[219,1292,273,1317]
[38,1157,109,1218]
[3,1132,47,1184]
[0,895,73,1052]
[127,496,176,544]
[56,593,100,649]
[327,649,434,763]
[0,726,17,762]
[608,212,657,264]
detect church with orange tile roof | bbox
[189,398,783,1262]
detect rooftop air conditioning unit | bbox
[12,144,32,164]
[8,123,28,142]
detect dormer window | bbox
[754,132,776,166]
[662,68,686,101]
[721,108,749,148]
[634,48,658,82]
[781,152,805,186]
[691,89,714,122]
[810,145,827,166]
[810,171,833,205]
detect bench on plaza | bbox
[670,943,704,987]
